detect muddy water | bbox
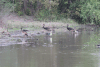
[0,26,100,67]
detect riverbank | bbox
[0,14,79,33]
[0,14,99,47]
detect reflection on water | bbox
[0,27,100,67]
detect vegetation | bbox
[0,0,100,25]
[82,33,100,49]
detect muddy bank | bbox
[0,23,99,47]
[0,14,99,46]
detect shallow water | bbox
[0,26,100,67]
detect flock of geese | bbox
[1,24,100,47]
[0,24,79,37]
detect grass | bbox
[0,14,79,33]
[5,19,78,32]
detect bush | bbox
[14,3,22,13]
[80,0,100,25]
[35,9,64,21]
[25,8,31,16]
[17,11,23,16]
[35,9,50,21]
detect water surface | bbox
[0,26,100,67]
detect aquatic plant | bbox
[82,34,100,49]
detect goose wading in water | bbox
[67,24,78,34]
[67,24,75,31]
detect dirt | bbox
[0,14,99,46]
[2,14,79,26]
[0,13,80,39]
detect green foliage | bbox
[15,2,22,12]
[14,2,24,16]
[57,0,100,24]
[17,11,23,16]
[68,1,81,22]
[35,8,65,21]
[0,0,15,16]
[35,9,50,21]
[58,0,82,22]
[2,0,100,24]
[80,0,100,24]
[25,8,31,16]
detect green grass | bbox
[2,17,79,33]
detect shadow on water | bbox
[0,25,100,67]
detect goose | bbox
[6,28,11,37]
[1,31,5,34]
[67,24,75,31]
[42,24,51,31]
[2,28,11,37]
[67,24,79,34]
[21,28,28,37]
